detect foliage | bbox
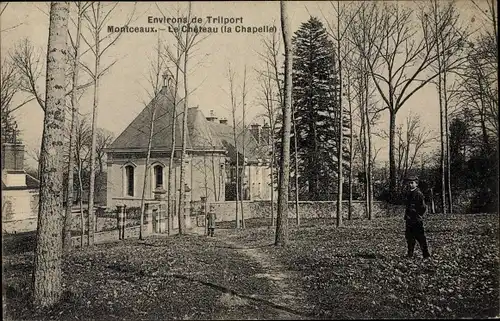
[3,214,498,319]
[4,234,279,320]
[225,214,499,319]
[447,112,498,213]
[282,16,346,201]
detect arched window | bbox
[154,164,163,188]
[125,165,135,196]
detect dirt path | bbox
[211,229,312,319]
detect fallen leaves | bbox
[225,213,499,319]
[3,214,498,320]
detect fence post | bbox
[153,207,159,233]
[184,184,192,229]
[116,205,124,240]
[123,205,127,239]
[201,196,208,236]
[145,203,153,236]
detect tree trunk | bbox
[443,54,452,214]
[433,1,447,214]
[87,3,101,245]
[211,152,218,201]
[240,69,247,229]
[233,123,240,229]
[367,108,374,220]
[365,70,373,220]
[32,1,69,308]
[275,0,292,246]
[347,67,353,220]
[270,143,275,227]
[167,49,181,236]
[336,1,343,227]
[292,107,300,226]
[361,94,370,219]
[388,110,397,201]
[63,4,84,251]
[178,54,189,235]
[437,65,446,214]
[78,158,85,247]
[269,117,275,227]
[139,105,156,239]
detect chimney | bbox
[206,109,218,122]
[261,123,271,144]
[2,143,25,171]
[219,118,228,125]
[250,124,261,144]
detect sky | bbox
[0,1,487,169]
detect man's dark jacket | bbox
[405,188,427,225]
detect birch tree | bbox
[138,32,166,239]
[63,1,90,251]
[73,116,91,246]
[154,2,211,235]
[324,1,359,225]
[81,2,136,245]
[32,1,69,308]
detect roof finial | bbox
[162,71,168,87]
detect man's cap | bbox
[405,175,419,182]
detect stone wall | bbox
[204,200,404,223]
[2,189,40,233]
[2,189,39,222]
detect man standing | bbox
[404,176,431,259]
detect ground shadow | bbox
[2,231,37,255]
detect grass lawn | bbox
[3,213,499,320]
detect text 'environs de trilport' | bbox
[107,16,277,34]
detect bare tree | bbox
[275,0,292,246]
[63,1,90,251]
[72,116,92,246]
[95,128,114,173]
[425,0,470,213]
[1,58,34,117]
[256,31,284,227]
[154,2,211,235]
[240,66,248,229]
[340,37,363,220]
[324,1,360,226]
[470,0,497,51]
[81,2,136,245]
[387,113,437,183]
[32,1,69,308]
[348,1,464,199]
[138,33,166,240]
[227,64,241,229]
[9,38,46,111]
[156,9,184,236]
[257,61,278,226]
[346,3,382,220]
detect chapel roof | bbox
[107,86,223,151]
[107,85,270,163]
